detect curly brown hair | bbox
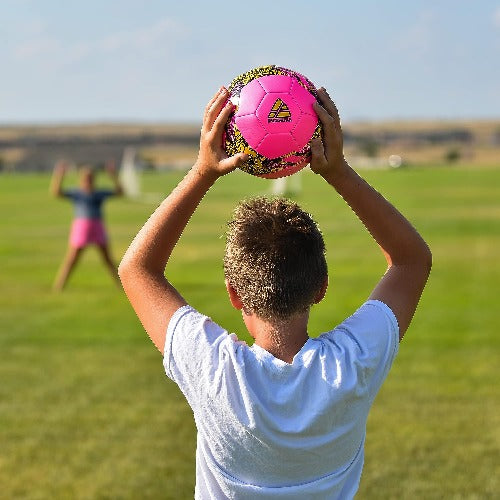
[224,197,328,321]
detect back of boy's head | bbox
[224,197,327,321]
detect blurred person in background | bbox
[50,159,123,290]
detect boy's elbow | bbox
[117,261,125,278]
[422,242,433,270]
[118,258,131,281]
[118,255,146,288]
[117,257,135,288]
[417,241,433,279]
[398,240,432,278]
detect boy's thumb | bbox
[220,153,249,173]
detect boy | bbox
[119,87,432,498]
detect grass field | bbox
[1,165,499,499]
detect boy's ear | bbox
[314,277,329,304]
[225,280,243,310]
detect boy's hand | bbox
[195,87,248,179]
[310,88,348,180]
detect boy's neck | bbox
[245,311,310,364]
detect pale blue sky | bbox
[2,0,499,123]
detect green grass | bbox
[1,165,499,499]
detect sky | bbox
[1,0,499,124]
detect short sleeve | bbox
[324,300,399,401]
[163,306,235,406]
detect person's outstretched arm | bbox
[105,159,124,196]
[50,160,69,197]
[310,88,432,340]
[118,88,247,353]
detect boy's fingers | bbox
[204,88,229,131]
[316,88,341,130]
[214,100,233,130]
[209,100,233,146]
[313,100,334,127]
[313,101,337,157]
[310,137,327,172]
[203,87,224,122]
[310,137,325,156]
[220,152,249,172]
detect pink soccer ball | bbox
[224,65,322,179]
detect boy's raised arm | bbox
[118,88,247,353]
[310,88,432,340]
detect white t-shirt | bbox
[164,300,399,499]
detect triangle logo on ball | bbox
[268,98,292,123]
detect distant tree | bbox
[358,136,379,158]
[445,147,461,163]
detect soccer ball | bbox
[223,65,322,179]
